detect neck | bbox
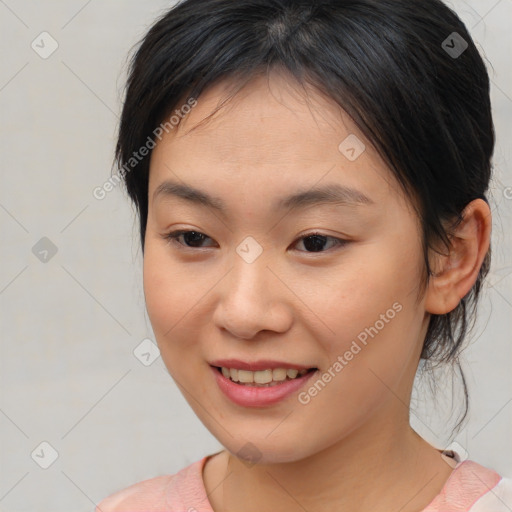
[216,409,453,512]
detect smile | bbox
[211,365,318,407]
[218,367,313,386]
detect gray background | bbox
[0,1,511,511]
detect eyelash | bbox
[162,229,349,254]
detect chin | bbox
[213,431,316,466]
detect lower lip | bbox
[211,366,318,407]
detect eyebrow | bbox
[152,180,374,213]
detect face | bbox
[143,71,430,464]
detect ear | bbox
[424,199,491,315]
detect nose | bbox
[212,256,293,340]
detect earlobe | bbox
[424,199,491,315]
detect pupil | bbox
[185,231,205,247]
[304,235,326,252]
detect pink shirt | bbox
[96,452,512,512]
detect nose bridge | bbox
[212,242,292,338]
[227,245,272,308]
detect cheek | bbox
[302,240,425,404]
[303,241,421,346]
[142,247,199,356]
[143,238,201,324]
[143,250,171,330]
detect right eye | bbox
[162,230,217,249]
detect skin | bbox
[143,70,492,512]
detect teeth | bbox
[254,369,273,384]
[220,366,310,385]
[272,368,287,381]
[237,370,254,383]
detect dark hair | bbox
[114,0,494,433]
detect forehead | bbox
[169,72,358,162]
[148,71,407,212]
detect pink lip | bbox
[209,359,313,372]
[211,365,318,407]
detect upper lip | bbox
[209,359,316,371]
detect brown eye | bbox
[163,230,216,248]
[293,233,348,253]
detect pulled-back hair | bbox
[114,0,494,432]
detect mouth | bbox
[210,361,320,407]
[212,365,318,387]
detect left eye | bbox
[294,233,347,253]
[163,230,348,253]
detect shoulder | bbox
[424,459,508,512]
[95,474,174,512]
[469,475,512,512]
[95,456,210,512]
